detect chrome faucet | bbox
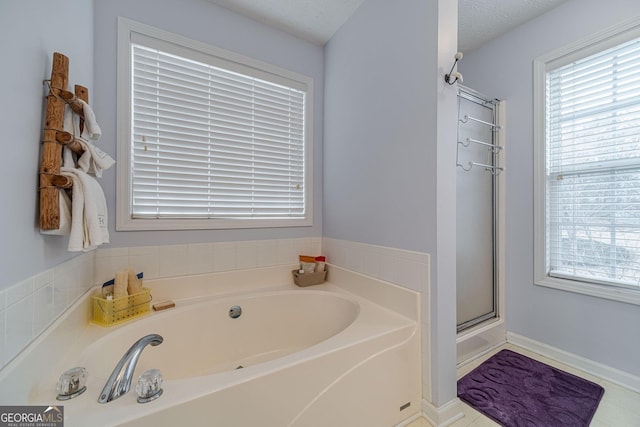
[98,334,163,403]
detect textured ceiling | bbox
[207,0,365,46]
[207,0,569,50]
[458,0,569,52]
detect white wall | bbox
[93,0,324,248]
[460,0,640,377]
[0,0,94,290]
[433,0,459,410]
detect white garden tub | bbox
[2,266,421,427]
[80,289,360,381]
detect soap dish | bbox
[292,269,327,287]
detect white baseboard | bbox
[421,397,464,427]
[394,412,424,427]
[507,332,640,393]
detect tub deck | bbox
[0,265,421,427]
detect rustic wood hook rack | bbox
[39,52,89,230]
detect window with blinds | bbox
[117,19,312,230]
[544,34,640,290]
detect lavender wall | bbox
[323,0,437,255]
[0,0,94,290]
[93,0,324,248]
[323,0,460,408]
[460,0,640,376]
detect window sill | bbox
[116,216,313,231]
[534,276,640,306]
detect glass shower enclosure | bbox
[456,86,502,332]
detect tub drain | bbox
[229,305,242,319]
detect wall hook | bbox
[444,52,464,85]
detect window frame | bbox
[533,17,640,305]
[116,17,314,231]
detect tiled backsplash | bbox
[0,252,94,368]
[94,238,322,286]
[322,238,429,293]
[1,237,429,371]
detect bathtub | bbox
[1,266,421,427]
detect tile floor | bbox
[407,343,640,427]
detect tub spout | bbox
[98,334,163,403]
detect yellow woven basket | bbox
[91,288,151,326]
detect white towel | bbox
[77,99,101,140]
[62,145,75,169]
[77,139,115,177]
[61,167,109,252]
[40,143,73,235]
[63,102,96,143]
[62,104,114,176]
[40,190,72,236]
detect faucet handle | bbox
[56,367,88,400]
[98,333,163,404]
[135,369,163,403]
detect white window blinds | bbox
[130,42,307,221]
[545,36,640,289]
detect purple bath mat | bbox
[457,349,604,427]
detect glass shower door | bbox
[456,86,500,332]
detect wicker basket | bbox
[292,269,327,287]
[91,288,151,326]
